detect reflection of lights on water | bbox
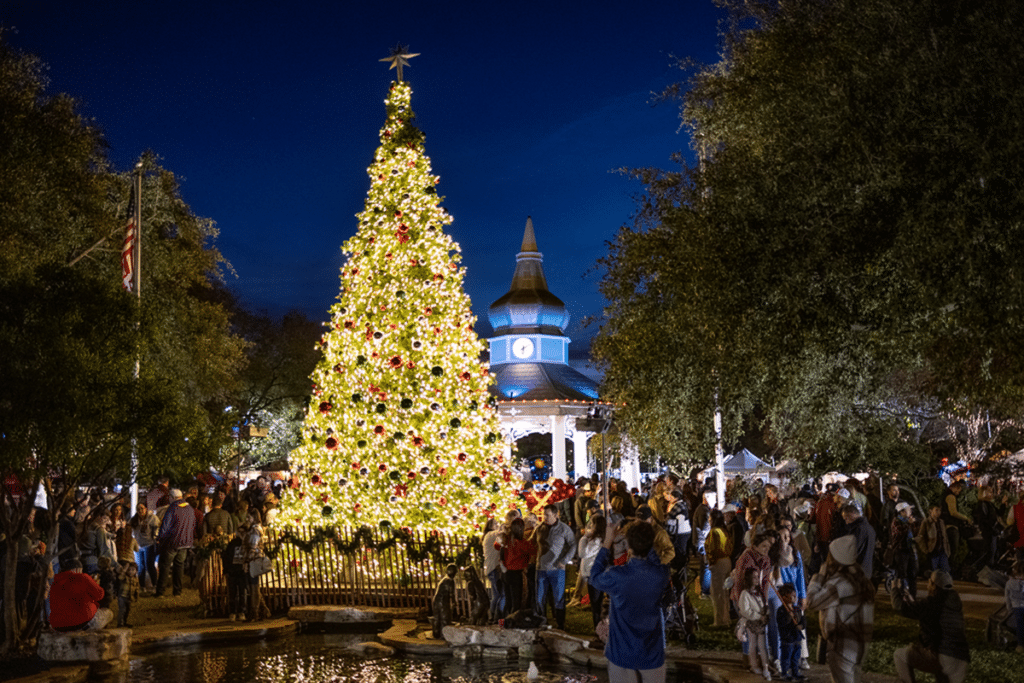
[125,637,607,683]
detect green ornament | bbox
[431,366,443,376]
[470,476,482,487]
[485,432,497,444]
[449,418,461,429]
[357,355,367,365]
[322,506,333,517]
[491,482,500,493]
[357,440,368,448]
[376,403,387,414]
[396,290,405,298]
[394,432,405,440]
[401,398,413,409]
[352,393,362,402]
[423,501,433,510]
[379,520,392,530]
[389,470,401,481]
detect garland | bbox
[193,524,483,568]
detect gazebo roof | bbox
[489,361,599,402]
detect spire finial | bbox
[521,216,538,252]
[380,44,420,82]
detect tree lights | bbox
[276,80,513,536]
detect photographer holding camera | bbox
[888,569,970,683]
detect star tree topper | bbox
[380,44,420,82]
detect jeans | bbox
[536,568,566,613]
[156,547,188,596]
[136,544,158,589]
[781,641,802,678]
[930,551,951,573]
[487,568,505,619]
[1014,607,1024,647]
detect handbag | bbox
[249,555,272,577]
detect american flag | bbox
[121,210,135,291]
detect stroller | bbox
[664,565,699,644]
[986,604,1018,650]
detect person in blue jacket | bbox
[589,518,671,683]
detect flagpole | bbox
[129,163,142,512]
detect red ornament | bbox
[374,425,385,435]
[310,474,322,485]
[290,559,300,568]
[325,437,339,450]
[389,356,403,368]
[439,497,447,506]
[394,484,408,497]
[395,211,403,217]
[438,467,447,476]
[398,224,409,233]
[396,233,410,244]
[319,401,332,414]
[321,494,329,502]
[378,463,388,472]
[343,321,354,330]
[412,436,424,447]
[351,462,361,470]
[457,453,468,462]
[503,469,511,482]
[353,503,362,513]
[407,471,416,480]
[459,371,472,381]
[406,361,415,369]
[433,274,444,282]
[424,307,433,316]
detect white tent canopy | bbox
[702,448,777,484]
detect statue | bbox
[464,566,489,625]
[431,563,458,638]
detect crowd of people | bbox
[6,467,1023,683]
[477,471,1022,683]
[2,475,286,634]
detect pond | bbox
[110,633,613,683]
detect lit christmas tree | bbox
[277,57,513,536]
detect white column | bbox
[620,438,641,491]
[552,414,567,481]
[573,431,590,478]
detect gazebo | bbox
[486,218,639,487]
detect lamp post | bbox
[576,403,613,511]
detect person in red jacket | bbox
[50,559,112,631]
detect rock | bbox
[538,630,590,657]
[517,642,550,660]
[568,647,608,668]
[453,644,484,661]
[443,624,482,645]
[288,606,380,623]
[38,629,132,662]
[343,641,396,658]
[443,624,537,648]
[482,646,518,660]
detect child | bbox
[117,562,140,627]
[222,525,248,621]
[776,583,806,681]
[738,567,771,680]
[1006,560,1024,654]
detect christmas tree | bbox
[276,66,513,537]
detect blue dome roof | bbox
[488,217,570,336]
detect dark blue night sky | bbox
[5,1,724,345]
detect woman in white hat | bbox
[805,535,875,683]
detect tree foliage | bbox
[594,0,1024,474]
[0,34,245,654]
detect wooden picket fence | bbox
[198,525,478,618]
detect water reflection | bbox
[112,634,610,683]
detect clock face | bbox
[512,337,534,359]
